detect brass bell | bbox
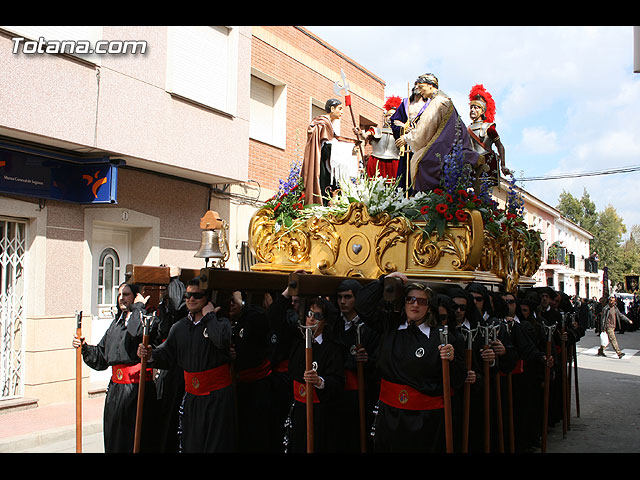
[194,211,228,267]
[194,229,225,260]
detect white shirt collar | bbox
[398,320,431,337]
[343,313,360,331]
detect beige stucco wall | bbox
[0,26,253,405]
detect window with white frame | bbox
[166,26,238,116]
[250,72,286,148]
[97,247,121,307]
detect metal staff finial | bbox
[461,324,478,350]
[439,324,449,346]
[333,68,350,99]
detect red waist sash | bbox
[293,380,320,403]
[111,364,152,384]
[273,359,289,373]
[236,358,272,383]
[184,364,232,396]
[379,378,445,411]
[344,369,359,391]
[500,359,525,376]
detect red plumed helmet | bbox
[469,84,496,123]
[384,95,402,112]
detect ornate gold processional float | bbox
[246,79,543,294]
[248,163,542,294]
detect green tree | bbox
[617,225,640,291]
[557,189,634,291]
[592,205,627,288]
[556,188,597,233]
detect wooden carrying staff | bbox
[439,325,453,453]
[301,323,316,454]
[479,321,492,453]
[573,337,581,418]
[541,321,556,453]
[491,323,504,453]
[133,313,152,453]
[502,319,515,453]
[355,322,367,453]
[560,314,568,438]
[460,325,476,453]
[75,310,83,453]
[567,312,580,419]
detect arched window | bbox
[97,247,120,305]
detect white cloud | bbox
[519,126,560,154]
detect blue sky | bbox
[304,26,640,236]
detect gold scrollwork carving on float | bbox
[406,209,484,280]
[412,220,474,270]
[307,214,341,275]
[249,203,496,282]
[480,227,542,293]
[309,202,412,278]
[375,216,413,275]
[248,208,312,272]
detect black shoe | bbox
[619,352,625,359]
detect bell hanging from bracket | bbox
[194,210,229,269]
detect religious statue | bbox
[394,74,479,193]
[390,83,428,191]
[360,95,402,179]
[301,98,348,205]
[468,84,510,186]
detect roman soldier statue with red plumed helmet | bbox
[468,84,510,181]
[360,95,403,179]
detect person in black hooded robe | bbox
[333,279,381,453]
[465,283,517,452]
[153,274,188,453]
[283,294,345,453]
[73,282,159,453]
[228,289,274,452]
[355,272,466,453]
[137,276,237,453]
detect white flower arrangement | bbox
[299,174,429,221]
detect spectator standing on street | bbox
[597,296,633,358]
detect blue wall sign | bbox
[0,143,121,204]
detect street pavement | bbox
[1,329,639,454]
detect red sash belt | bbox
[293,380,320,403]
[379,378,445,411]
[184,364,232,396]
[500,359,525,376]
[512,359,524,374]
[344,369,359,391]
[111,364,152,384]
[236,358,272,383]
[273,360,289,373]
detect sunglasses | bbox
[184,291,206,300]
[405,296,429,306]
[306,310,324,320]
[471,295,483,302]
[505,299,516,305]
[453,304,467,311]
